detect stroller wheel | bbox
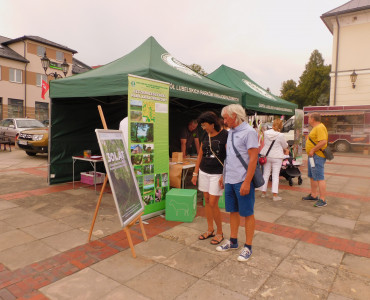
[298,176,303,185]
[289,179,293,186]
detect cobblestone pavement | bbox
[0,147,370,299]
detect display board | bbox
[293,109,304,164]
[95,129,144,227]
[128,75,170,215]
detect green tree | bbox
[280,79,299,104]
[187,64,208,76]
[280,50,331,108]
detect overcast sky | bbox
[0,0,346,95]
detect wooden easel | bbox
[87,105,147,258]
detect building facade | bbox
[0,35,90,121]
[321,0,370,106]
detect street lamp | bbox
[350,70,357,89]
[41,52,69,79]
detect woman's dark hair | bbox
[198,111,221,131]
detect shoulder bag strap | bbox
[208,134,224,167]
[231,132,248,171]
[309,136,326,153]
[265,140,276,157]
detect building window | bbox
[9,68,22,83]
[37,45,46,57]
[8,99,24,118]
[36,74,48,87]
[0,98,2,120]
[35,102,49,121]
[0,66,2,80]
[56,51,64,62]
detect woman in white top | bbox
[260,119,289,201]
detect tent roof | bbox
[50,37,242,106]
[207,65,297,115]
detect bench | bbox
[0,133,11,151]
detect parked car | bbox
[0,118,45,143]
[17,127,49,156]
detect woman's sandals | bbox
[210,233,224,245]
[198,230,215,240]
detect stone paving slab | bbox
[331,269,370,300]
[176,279,250,300]
[100,285,150,300]
[91,249,156,284]
[41,228,91,252]
[20,220,73,239]
[0,229,35,251]
[125,264,198,300]
[0,240,59,270]
[40,267,120,300]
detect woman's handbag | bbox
[230,133,265,188]
[259,140,276,165]
[309,137,334,161]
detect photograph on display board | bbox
[155,174,161,188]
[161,173,168,187]
[143,164,154,174]
[142,101,155,122]
[130,99,142,111]
[155,188,162,202]
[143,194,154,205]
[134,165,142,176]
[136,176,143,187]
[144,174,154,185]
[130,110,143,122]
[131,154,143,165]
[143,144,154,153]
[131,123,154,143]
[162,186,168,199]
[143,184,154,195]
[131,144,143,154]
[143,154,154,164]
[95,129,144,227]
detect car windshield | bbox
[16,119,45,128]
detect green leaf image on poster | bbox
[96,129,144,227]
[128,75,170,216]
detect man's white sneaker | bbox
[237,247,252,262]
[273,196,282,201]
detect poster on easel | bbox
[95,129,144,227]
[293,109,304,164]
[128,75,170,216]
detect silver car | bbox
[0,118,45,143]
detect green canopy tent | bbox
[208,65,297,116]
[49,37,242,184]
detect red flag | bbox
[41,80,49,99]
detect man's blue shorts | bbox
[225,181,255,217]
[308,154,326,181]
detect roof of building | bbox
[322,0,370,17]
[0,35,29,63]
[3,35,77,54]
[72,57,92,74]
[321,0,370,33]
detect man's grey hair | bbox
[221,104,247,124]
[309,113,321,122]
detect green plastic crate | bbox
[202,191,225,209]
[165,188,197,222]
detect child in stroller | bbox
[280,148,302,186]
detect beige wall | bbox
[326,10,370,106]
[0,39,74,119]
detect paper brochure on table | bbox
[95,129,144,227]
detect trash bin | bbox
[165,188,197,222]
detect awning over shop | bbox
[320,111,364,116]
[207,65,297,115]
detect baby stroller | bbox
[280,152,302,186]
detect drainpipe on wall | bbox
[333,15,340,106]
[23,40,27,117]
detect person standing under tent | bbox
[191,111,228,245]
[216,104,258,262]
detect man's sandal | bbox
[199,230,215,240]
[210,234,224,245]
